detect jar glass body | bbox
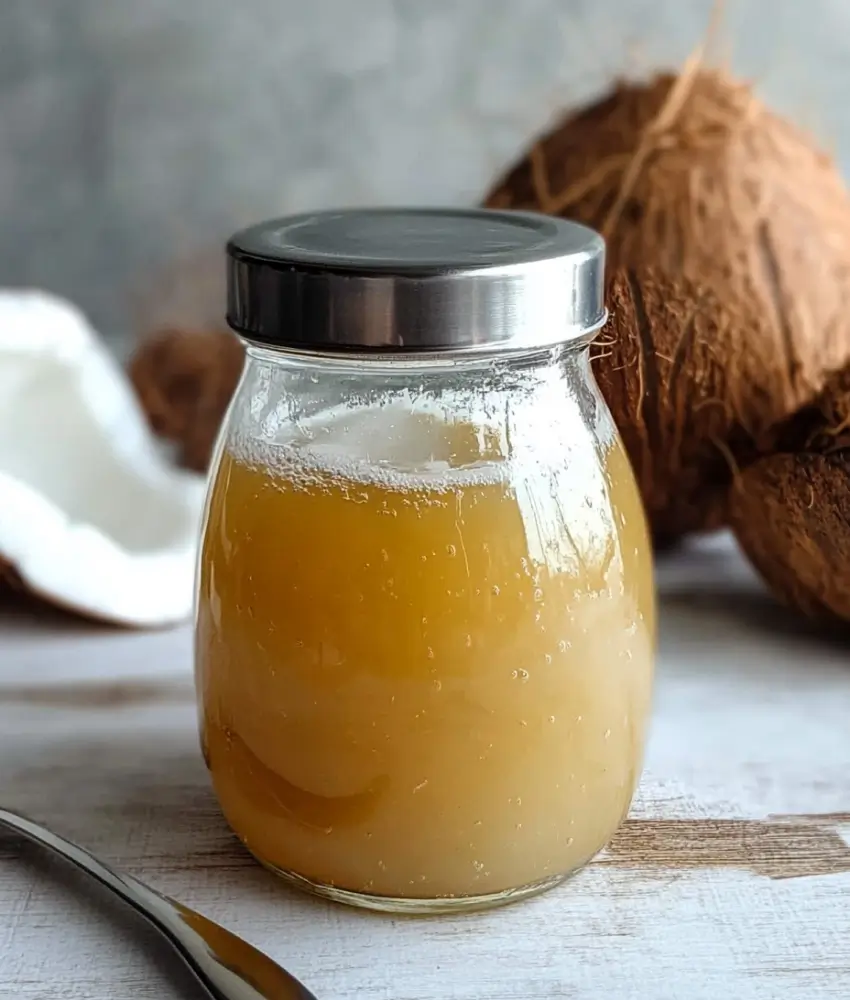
[195,343,655,913]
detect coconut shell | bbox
[603,267,770,539]
[730,452,850,624]
[486,69,850,539]
[129,327,244,472]
[729,364,850,625]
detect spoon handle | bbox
[0,807,318,1000]
[0,807,166,919]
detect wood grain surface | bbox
[1,534,848,1000]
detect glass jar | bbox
[195,208,655,914]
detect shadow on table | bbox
[656,533,850,664]
[661,586,850,650]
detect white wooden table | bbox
[1,534,849,1000]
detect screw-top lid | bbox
[226,207,606,354]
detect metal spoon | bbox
[0,807,318,1000]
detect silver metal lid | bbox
[226,208,606,354]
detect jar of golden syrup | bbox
[196,208,655,913]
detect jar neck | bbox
[227,334,607,479]
[242,340,591,377]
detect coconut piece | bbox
[0,291,205,627]
[729,363,850,625]
[485,68,850,540]
[129,327,244,472]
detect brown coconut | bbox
[485,67,850,540]
[729,364,850,625]
[129,327,244,472]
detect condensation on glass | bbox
[195,208,655,913]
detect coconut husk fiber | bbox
[729,364,850,625]
[485,65,850,542]
[129,327,244,472]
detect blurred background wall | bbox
[1,0,848,352]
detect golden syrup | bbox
[196,401,654,902]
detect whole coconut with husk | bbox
[485,66,850,541]
[729,364,850,625]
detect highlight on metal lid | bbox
[226,207,606,354]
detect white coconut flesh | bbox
[0,291,205,627]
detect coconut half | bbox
[0,291,205,627]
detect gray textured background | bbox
[2,0,849,350]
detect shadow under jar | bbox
[195,208,655,914]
